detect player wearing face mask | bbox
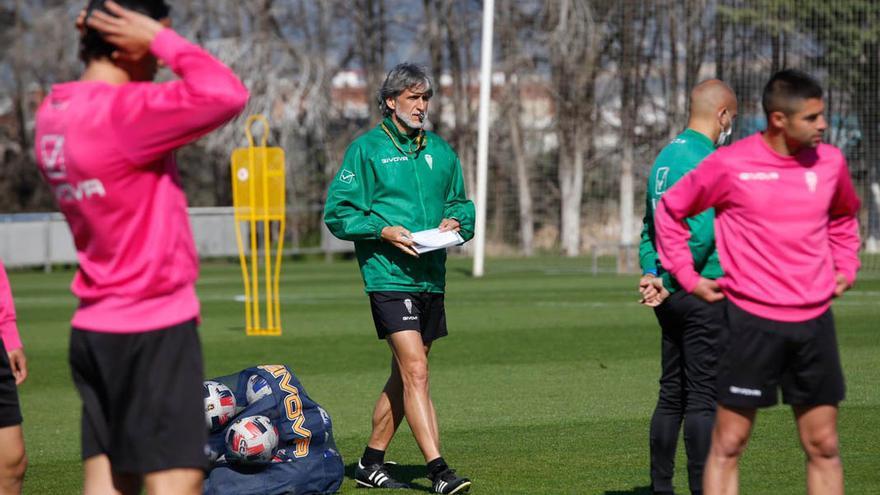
[716,112,734,147]
[638,79,738,495]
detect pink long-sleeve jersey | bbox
[655,133,861,322]
[0,259,23,350]
[33,28,249,333]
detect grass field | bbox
[9,257,880,494]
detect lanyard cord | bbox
[381,123,426,157]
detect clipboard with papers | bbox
[410,228,465,254]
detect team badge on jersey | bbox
[339,170,355,184]
[805,171,818,193]
[655,167,669,194]
[40,135,67,180]
[425,154,433,170]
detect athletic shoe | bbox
[428,467,471,494]
[355,460,409,489]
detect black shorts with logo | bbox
[717,301,845,409]
[0,338,22,428]
[369,291,448,344]
[69,319,208,473]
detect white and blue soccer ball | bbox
[245,374,273,404]
[225,415,279,463]
[204,381,236,432]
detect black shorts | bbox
[69,319,208,473]
[369,291,448,344]
[0,338,22,428]
[653,290,724,414]
[717,302,845,409]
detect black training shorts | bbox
[369,291,448,344]
[0,338,22,428]
[69,319,208,473]
[716,301,845,409]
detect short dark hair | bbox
[80,0,171,63]
[762,69,823,117]
[377,63,434,117]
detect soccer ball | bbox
[245,374,273,404]
[225,415,279,463]
[204,381,236,432]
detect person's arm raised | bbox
[88,1,249,166]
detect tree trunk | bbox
[618,0,637,273]
[559,134,585,257]
[423,0,445,135]
[509,103,535,256]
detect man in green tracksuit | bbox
[638,80,737,495]
[324,63,474,495]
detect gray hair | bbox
[377,63,434,117]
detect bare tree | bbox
[545,0,612,256]
[352,0,387,123]
[498,0,535,255]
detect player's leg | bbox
[793,405,842,495]
[0,425,27,495]
[412,293,469,495]
[70,329,129,495]
[143,468,202,495]
[73,322,206,495]
[367,340,436,450]
[422,343,440,449]
[702,405,755,495]
[357,292,421,489]
[358,360,410,490]
[649,292,686,495]
[0,343,26,495]
[781,309,845,495]
[367,356,405,452]
[388,330,441,461]
[682,296,724,495]
[706,302,782,495]
[82,455,141,495]
[135,322,206,495]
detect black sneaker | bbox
[355,460,409,489]
[428,468,471,494]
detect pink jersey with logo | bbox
[0,259,23,350]
[33,28,248,333]
[655,133,861,322]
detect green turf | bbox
[9,257,880,494]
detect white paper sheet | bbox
[409,228,465,254]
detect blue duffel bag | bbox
[204,365,343,495]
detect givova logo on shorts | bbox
[402,299,417,321]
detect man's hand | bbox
[76,9,88,35]
[381,226,419,258]
[833,272,851,297]
[86,1,165,62]
[7,349,27,386]
[438,218,461,233]
[639,274,670,307]
[692,277,724,303]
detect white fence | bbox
[0,207,354,270]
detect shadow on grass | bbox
[344,462,432,492]
[604,486,653,495]
[450,266,473,277]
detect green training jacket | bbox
[639,128,723,293]
[324,117,475,293]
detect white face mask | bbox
[716,114,734,147]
